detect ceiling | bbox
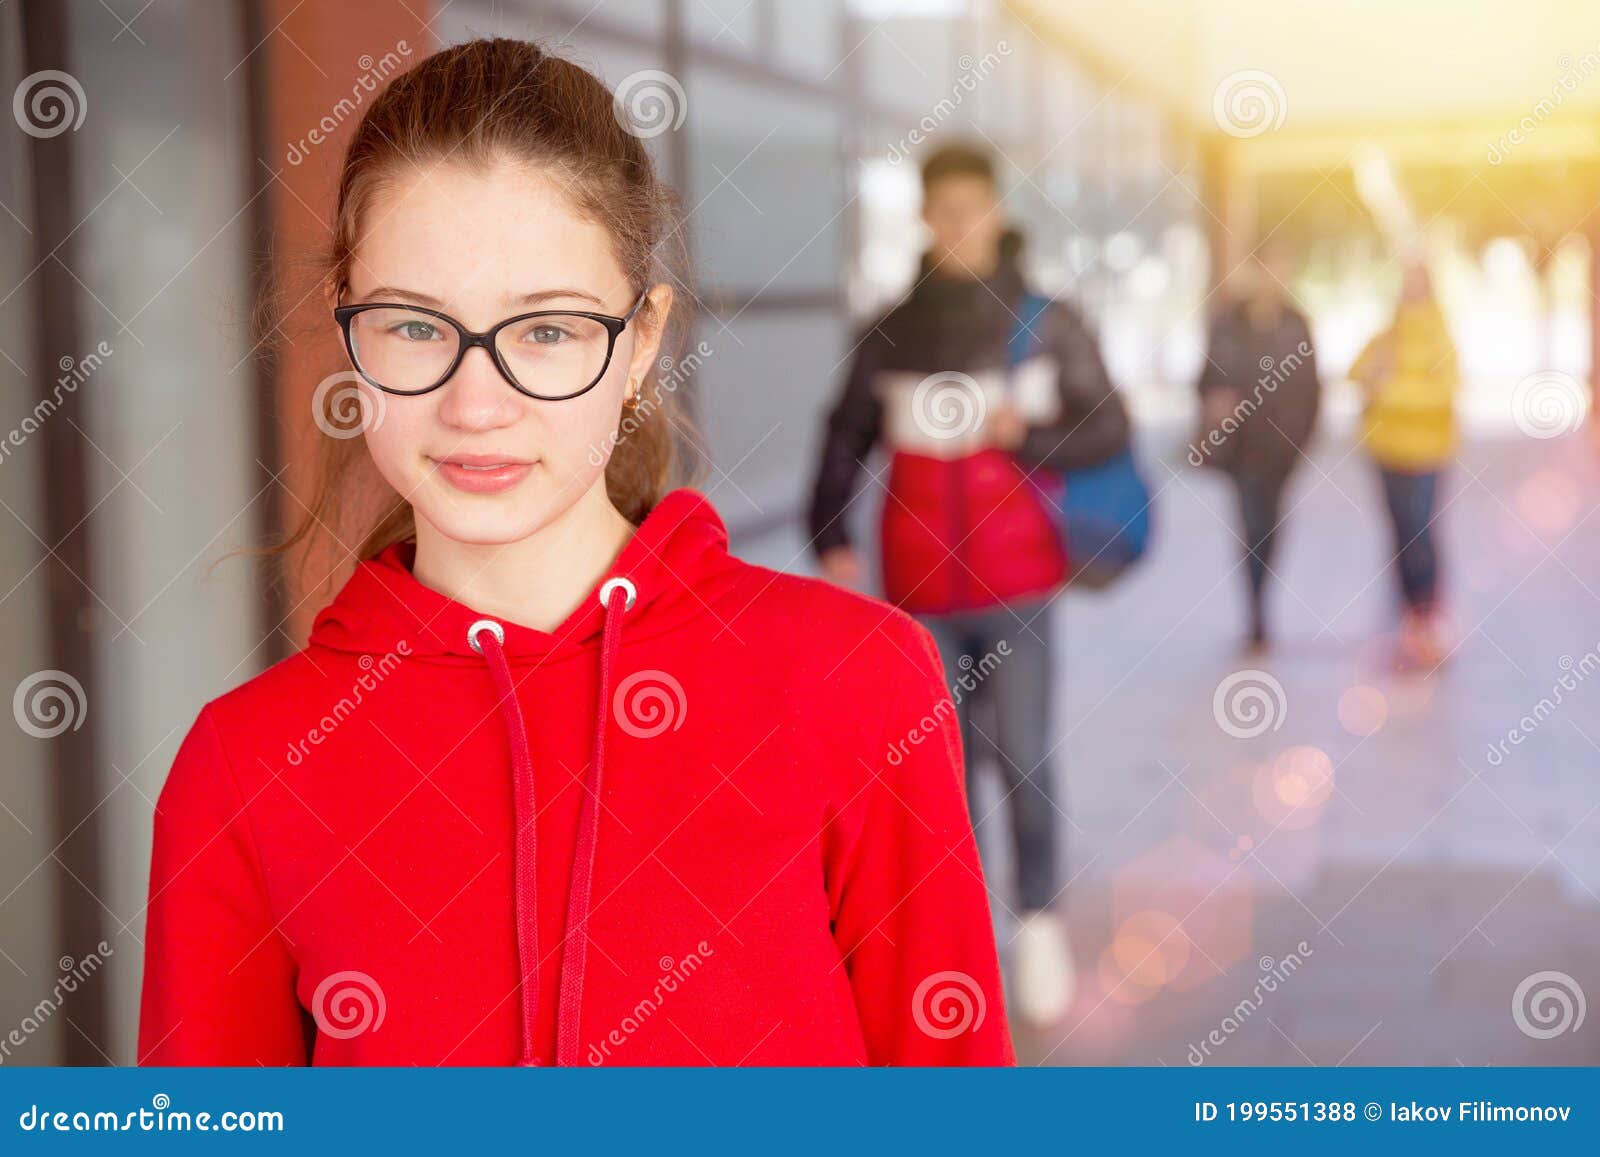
[1011,0,1600,130]
[1008,0,1600,240]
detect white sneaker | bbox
[1013,909,1076,1025]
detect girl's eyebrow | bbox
[352,286,606,308]
[514,288,605,308]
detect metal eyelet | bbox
[467,618,505,653]
[598,576,637,611]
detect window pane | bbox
[686,0,761,55]
[774,0,843,79]
[686,70,844,295]
[691,309,847,527]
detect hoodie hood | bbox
[308,488,732,664]
[889,227,1029,373]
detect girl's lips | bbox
[430,456,535,495]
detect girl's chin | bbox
[416,509,546,548]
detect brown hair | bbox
[269,36,699,580]
[920,141,996,194]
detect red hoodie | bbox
[138,489,1014,1066]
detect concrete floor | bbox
[999,427,1600,1065]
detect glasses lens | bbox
[495,314,611,398]
[348,307,461,393]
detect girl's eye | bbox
[390,320,440,342]
[526,324,569,345]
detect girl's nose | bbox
[435,346,520,430]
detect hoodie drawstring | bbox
[469,576,634,1067]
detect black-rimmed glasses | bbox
[333,289,647,401]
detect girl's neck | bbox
[410,480,636,634]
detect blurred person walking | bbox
[1349,261,1459,667]
[1195,246,1321,652]
[808,142,1130,1026]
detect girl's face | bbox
[342,157,669,546]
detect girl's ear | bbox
[625,283,674,396]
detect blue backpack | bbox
[1007,291,1152,589]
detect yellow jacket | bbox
[1350,300,1459,470]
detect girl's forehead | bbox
[351,162,624,306]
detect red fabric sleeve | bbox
[824,620,1016,1066]
[137,706,308,1065]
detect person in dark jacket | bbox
[1194,245,1320,651]
[808,142,1129,1025]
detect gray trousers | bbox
[921,596,1060,911]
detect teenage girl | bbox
[137,37,1012,1067]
